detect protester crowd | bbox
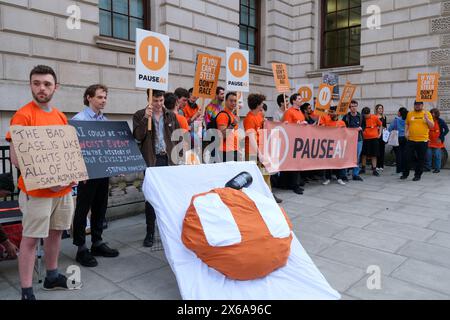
[1,65,448,300]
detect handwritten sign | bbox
[272,63,291,93]
[416,73,439,102]
[337,83,357,115]
[193,53,222,99]
[70,121,147,179]
[10,125,88,191]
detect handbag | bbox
[387,129,399,146]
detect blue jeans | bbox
[426,148,442,170]
[352,140,363,177]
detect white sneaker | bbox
[322,179,331,185]
[337,179,346,185]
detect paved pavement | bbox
[1,166,450,300]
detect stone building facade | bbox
[0,0,449,143]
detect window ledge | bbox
[249,64,273,76]
[95,36,135,53]
[306,65,364,78]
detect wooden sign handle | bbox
[283,93,288,112]
[148,89,153,131]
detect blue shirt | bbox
[389,116,406,137]
[72,106,108,121]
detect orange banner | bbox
[315,83,334,116]
[337,83,357,115]
[416,73,439,102]
[272,63,291,93]
[259,121,358,173]
[193,53,222,99]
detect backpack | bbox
[206,111,232,130]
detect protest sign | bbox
[416,73,439,102]
[296,84,314,106]
[259,121,358,173]
[315,83,334,116]
[70,121,147,179]
[226,48,249,92]
[135,29,169,91]
[337,83,357,115]
[272,63,291,93]
[10,125,88,191]
[193,53,222,99]
[322,72,339,97]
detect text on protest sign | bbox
[193,53,222,99]
[272,63,291,93]
[259,121,358,173]
[416,73,439,103]
[315,83,334,116]
[226,48,249,92]
[70,121,147,179]
[337,83,357,115]
[10,125,88,191]
[135,28,170,91]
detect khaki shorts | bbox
[19,192,74,238]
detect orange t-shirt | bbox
[363,115,382,140]
[176,114,190,132]
[183,103,200,123]
[216,109,239,152]
[429,120,444,149]
[6,101,72,198]
[243,111,264,157]
[318,115,332,126]
[282,107,305,124]
[323,119,346,128]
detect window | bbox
[321,0,361,68]
[239,0,261,65]
[99,0,150,42]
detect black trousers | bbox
[377,137,386,168]
[73,178,110,247]
[403,140,428,178]
[220,151,239,162]
[145,154,169,235]
[394,137,408,174]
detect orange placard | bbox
[193,53,222,99]
[416,73,439,102]
[337,83,357,115]
[315,83,334,116]
[272,63,291,93]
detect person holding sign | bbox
[183,88,201,125]
[401,101,435,181]
[6,65,81,300]
[71,84,120,268]
[216,92,241,162]
[133,89,180,247]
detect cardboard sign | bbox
[337,83,357,115]
[315,83,334,116]
[226,48,249,92]
[416,73,439,102]
[296,84,314,106]
[10,125,88,191]
[135,28,169,91]
[70,121,147,179]
[259,121,358,173]
[193,53,222,99]
[272,63,291,93]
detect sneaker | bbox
[433,169,440,174]
[273,194,283,204]
[293,186,304,195]
[322,179,331,186]
[423,168,431,172]
[342,176,349,182]
[91,243,119,258]
[377,168,384,172]
[337,179,346,185]
[413,176,421,182]
[76,249,98,268]
[400,175,408,180]
[43,274,82,291]
[21,294,36,300]
[373,170,380,177]
[352,176,363,181]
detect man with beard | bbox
[6,65,81,300]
